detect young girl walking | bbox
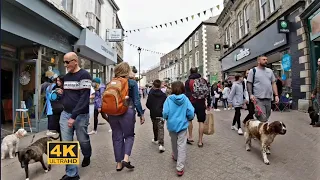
[163,81,195,176]
[228,74,248,135]
[222,83,231,110]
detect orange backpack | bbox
[101,77,129,115]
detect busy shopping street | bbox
[1,101,320,180]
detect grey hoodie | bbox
[228,81,248,107]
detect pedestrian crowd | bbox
[40,53,319,180]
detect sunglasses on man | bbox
[63,59,75,64]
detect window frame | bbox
[184,58,187,73]
[259,0,268,21]
[189,38,192,51]
[195,51,199,67]
[195,31,199,47]
[62,0,73,14]
[180,61,183,74]
[184,44,187,55]
[244,5,249,34]
[95,0,102,35]
[189,55,193,69]
[270,0,281,13]
[237,11,244,39]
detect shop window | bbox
[39,48,66,119]
[79,57,91,74]
[92,62,105,83]
[62,0,73,14]
[272,61,292,97]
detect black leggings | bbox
[232,107,241,129]
[213,97,219,109]
[93,109,109,131]
[243,101,255,122]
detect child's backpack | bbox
[101,77,129,115]
[191,78,209,100]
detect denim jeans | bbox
[60,111,92,177]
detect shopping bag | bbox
[203,111,214,135]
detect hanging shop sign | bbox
[214,44,221,51]
[107,29,123,42]
[281,54,292,71]
[234,48,250,61]
[278,20,290,33]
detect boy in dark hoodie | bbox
[146,79,167,153]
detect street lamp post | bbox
[137,47,141,87]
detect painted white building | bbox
[47,0,122,82]
[159,62,178,84]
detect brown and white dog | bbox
[243,119,287,165]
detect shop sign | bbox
[107,29,123,42]
[234,48,250,61]
[214,44,221,51]
[278,20,290,33]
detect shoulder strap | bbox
[252,68,256,95]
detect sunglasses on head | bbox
[64,59,75,64]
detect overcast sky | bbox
[114,0,223,72]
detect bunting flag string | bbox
[124,5,221,34]
[125,42,166,55]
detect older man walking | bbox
[59,52,92,180]
[246,55,279,122]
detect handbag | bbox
[203,111,214,135]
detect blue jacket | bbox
[45,83,56,115]
[128,79,144,116]
[163,94,195,133]
[93,84,105,109]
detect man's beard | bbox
[260,63,267,67]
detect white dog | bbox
[1,128,27,159]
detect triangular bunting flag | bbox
[165,23,167,27]
[175,20,178,24]
[186,17,188,21]
[170,22,173,26]
[203,10,206,15]
[134,30,136,32]
[160,25,162,28]
[216,5,220,10]
[210,8,213,13]
[197,13,201,17]
[156,25,158,28]
[130,30,131,33]
[181,19,183,23]
[126,30,128,33]
[191,15,194,20]
[138,29,140,32]
[151,26,153,29]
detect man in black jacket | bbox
[146,79,167,153]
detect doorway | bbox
[1,68,13,137]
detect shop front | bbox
[301,1,320,94]
[220,11,305,109]
[74,29,117,84]
[1,0,81,134]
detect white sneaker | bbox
[108,129,112,133]
[228,108,231,110]
[224,108,227,110]
[159,145,165,153]
[152,139,158,144]
[231,126,238,130]
[46,131,57,136]
[215,109,221,112]
[238,128,244,135]
[88,130,97,135]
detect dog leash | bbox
[252,99,267,119]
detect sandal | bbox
[187,139,194,145]
[198,143,203,148]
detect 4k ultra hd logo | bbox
[47,141,80,165]
[278,20,290,33]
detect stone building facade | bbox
[145,65,160,84]
[217,0,315,110]
[159,16,221,84]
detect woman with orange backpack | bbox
[102,62,145,171]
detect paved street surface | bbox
[1,99,320,180]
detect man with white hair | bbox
[58,52,92,180]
